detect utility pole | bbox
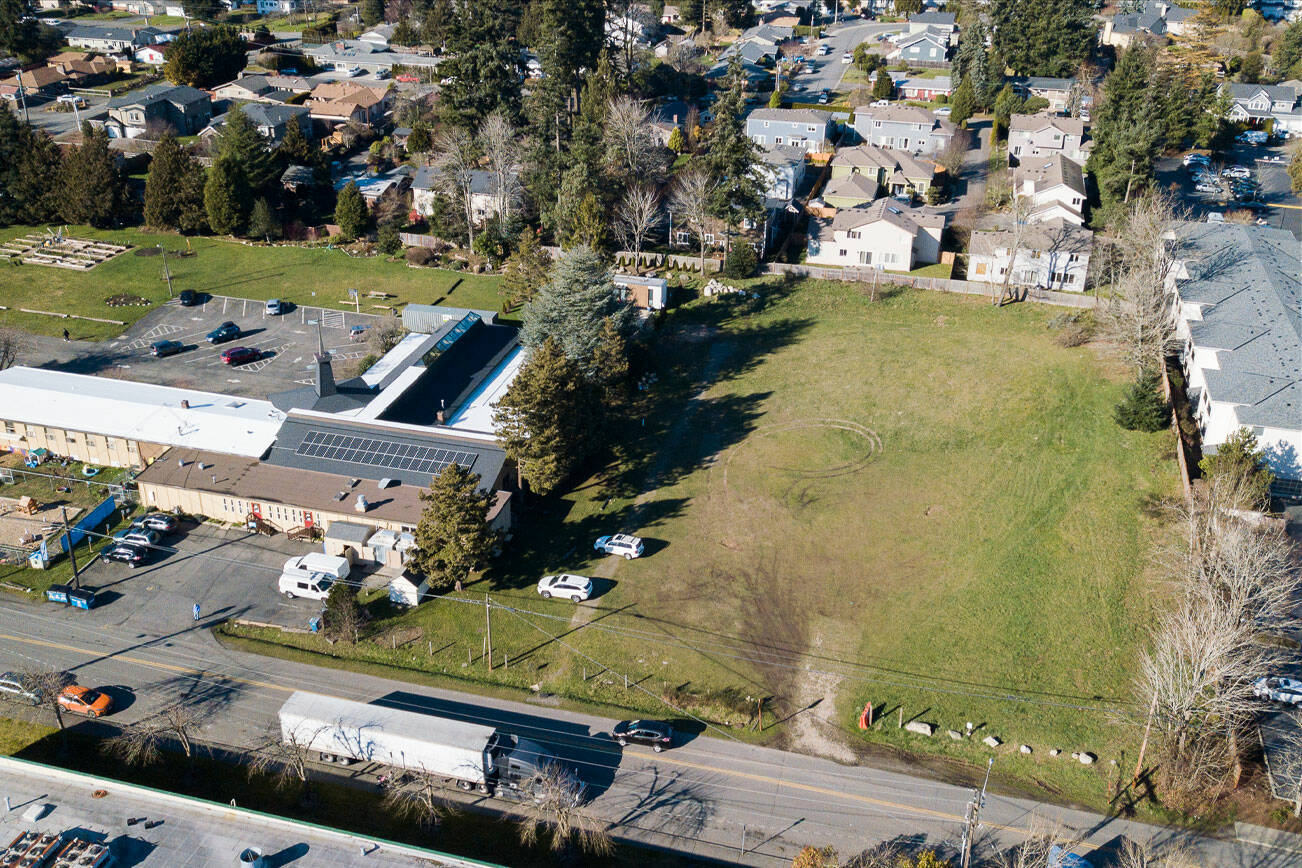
[960,757,993,868]
[60,507,79,590]
[484,594,493,671]
[1132,693,1157,787]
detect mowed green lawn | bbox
[0,226,504,340]
[227,280,1175,810]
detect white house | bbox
[1007,113,1089,166]
[1223,82,1302,134]
[1012,154,1087,225]
[411,167,517,225]
[806,199,946,270]
[134,44,166,65]
[966,217,1092,292]
[256,0,303,13]
[757,144,807,202]
[1169,222,1302,496]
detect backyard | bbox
[0,226,505,340]
[224,279,1178,812]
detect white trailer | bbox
[277,691,557,794]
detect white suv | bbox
[537,574,593,602]
[594,534,644,560]
[1254,676,1302,705]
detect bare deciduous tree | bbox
[937,129,971,177]
[995,193,1034,306]
[20,669,71,731]
[613,185,662,265]
[670,168,712,275]
[105,703,206,766]
[0,328,25,370]
[432,126,479,248]
[1272,708,1302,817]
[514,764,610,858]
[381,766,458,831]
[248,724,317,792]
[478,110,522,226]
[605,97,666,184]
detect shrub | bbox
[376,222,402,255]
[405,246,438,266]
[722,243,757,279]
[1114,370,1169,432]
[1199,427,1273,508]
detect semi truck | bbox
[276,691,572,798]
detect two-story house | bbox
[966,216,1092,292]
[745,108,835,153]
[411,167,519,225]
[200,103,310,148]
[905,10,957,41]
[1007,113,1089,166]
[105,83,212,139]
[758,145,807,202]
[1007,76,1086,114]
[887,28,951,65]
[1170,221,1301,497]
[1103,0,1198,47]
[306,81,390,129]
[806,199,946,270]
[827,144,936,202]
[1224,82,1302,134]
[851,105,954,155]
[1012,154,1087,225]
[211,74,304,105]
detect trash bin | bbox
[68,589,96,610]
[46,584,70,605]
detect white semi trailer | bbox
[277,691,565,796]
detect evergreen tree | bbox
[333,181,369,240]
[1275,19,1302,80]
[215,104,276,191]
[278,118,314,166]
[144,133,202,230]
[440,0,521,128]
[406,121,432,154]
[1198,427,1273,509]
[895,0,922,14]
[521,245,635,377]
[532,0,606,136]
[410,463,496,592]
[164,26,248,89]
[989,0,1093,77]
[1113,370,1168,432]
[59,123,122,229]
[952,18,995,108]
[716,0,753,26]
[1195,80,1234,152]
[1289,140,1302,193]
[361,0,385,26]
[204,155,251,235]
[566,192,608,250]
[871,70,893,101]
[181,0,221,18]
[322,582,366,643]
[392,17,417,46]
[500,230,552,309]
[949,77,976,128]
[420,0,452,47]
[991,83,1024,139]
[492,338,599,495]
[1087,46,1166,219]
[1239,50,1263,84]
[0,109,60,226]
[176,164,208,234]
[0,0,61,63]
[589,317,630,407]
[706,59,764,236]
[667,126,686,154]
[248,197,280,242]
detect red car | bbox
[220,346,259,365]
[395,73,419,83]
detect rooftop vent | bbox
[354,494,369,513]
[378,477,395,489]
[334,491,347,501]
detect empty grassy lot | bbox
[0,226,504,340]
[227,280,1177,811]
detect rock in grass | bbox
[983,735,1002,748]
[905,721,935,736]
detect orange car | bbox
[57,685,113,718]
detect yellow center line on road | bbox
[2,631,1096,850]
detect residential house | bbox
[411,167,517,224]
[281,164,315,193]
[134,44,167,65]
[966,217,1092,292]
[1223,82,1302,134]
[64,24,161,52]
[46,51,117,84]
[211,74,303,105]
[887,28,951,65]
[306,81,389,128]
[1007,112,1089,166]
[1007,76,1083,114]
[1012,154,1087,225]
[1103,0,1198,47]
[829,144,936,196]
[256,0,304,13]
[200,103,310,147]
[661,3,681,23]
[608,4,657,47]
[105,83,212,138]
[705,58,771,86]
[906,10,957,40]
[0,67,68,101]
[806,199,946,270]
[737,23,794,46]
[649,99,694,146]
[721,40,778,67]
[821,173,880,209]
[851,105,954,155]
[1170,222,1302,495]
[305,39,439,74]
[359,24,395,47]
[1254,0,1302,22]
[745,107,835,153]
[758,144,807,202]
[893,75,953,101]
[613,274,668,310]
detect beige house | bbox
[1007,113,1089,167]
[1012,154,1087,225]
[966,217,1093,292]
[829,144,936,196]
[806,199,946,270]
[306,81,390,128]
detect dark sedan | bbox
[132,512,179,533]
[221,346,260,366]
[613,719,675,752]
[150,339,184,357]
[206,321,241,344]
[178,289,199,306]
[100,543,149,568]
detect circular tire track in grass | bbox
[719,418,883,497]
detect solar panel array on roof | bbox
[295,429,477,475]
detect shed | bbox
[323,520,374,561]
[613,274,669,310]
[388,571,429,606]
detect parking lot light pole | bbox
[159,246,174,298]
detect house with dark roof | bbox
[1170,223,1302,494]
[106,83,212,138]
[906,10,957,37]
[211,74,305,105]
[411,167,518,224]
[64,24,162,52]
[806,199,946,270]
[1103,1,1198,47]
[1006,76,1087,114]
[1223,82,1302,133]
[887,28,951,65]
[1012,154,1087,225]
[200,103,310,147]
[745,107,835,152]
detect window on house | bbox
[3,423,13,435]
[858,251,872,264]
[1065,274,1077,284]
[703,233,715,243]
[839,249,848,257]
[974,262,987,275]
[775,136,783,145]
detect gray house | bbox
[887,28,951,65]
[200,103,311,148]
[746,107,835,152]
[63,24,162,52]
[106,84,212,139]
[851,105,954,155]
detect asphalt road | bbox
[789,18,905,101]
[0,599,1289,866]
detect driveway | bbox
[23,295,389,399]
[788,18,905,100]
[18,94,109,139]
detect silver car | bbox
[0,672,38,705]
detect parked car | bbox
[1221,166,1251,179]
[349,325,369,342]
[100,542,149,568]
[817,89,830,104]
[816,44,830,55]
[594,533,644,559]
[221,346,260,366]
[132,512,179,533]
[1254,676,1302,705]
[613,719,675,752]
[841,51,852,64]
[150,339,184,357]
[206,321,241,343]
[56,94,84,107]
[57,685,113,717]
[1194,183,1221,194]
[178,289,199,306]
[344,66,363,77]
[374,68,390,79]
[114,527,161,547]
[0,672,38,705]
[537,574,593,602]
[1182,153,1210,167]
[396,73,419,83]
[934,106,952,116]
[265,298,285,315]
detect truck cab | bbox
[485,733,579,800]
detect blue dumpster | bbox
[68,589,96,610]
[46,584,70,605]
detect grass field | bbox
[0,718,54,755]
[0,226,505,340]
[227,280,1177,811]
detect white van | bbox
[279,571,334,600]
[283,552,351,581]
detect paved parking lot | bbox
[1156,141,1301,240]
[76,522,331,635]
[43,295,388,399]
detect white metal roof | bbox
[444,345,524,437]
[0,367,284,458]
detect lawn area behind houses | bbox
[226,280,1178,813]
[0,226,504,340]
